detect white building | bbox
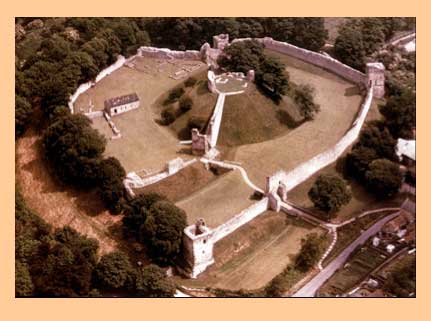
[104,93,140,116]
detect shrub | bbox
[179,96,193,113]
[187,116,207,131]
[295,233,325,272]
[94,251,133,290]
[184,77,197,87]
[365,159,402,198]
[405,168,416,187]
[135,264,176,297]
[293,84,320,120]
[161,106,177,125]
[308,174,352,214]
[168,87,185,102]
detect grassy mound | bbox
[157,72,302,146]
[218,85,302,147]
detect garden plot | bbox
[74,57,206,172]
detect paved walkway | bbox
[292,211,400,297]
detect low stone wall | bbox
[267,85,374,195]
[232,37,366,85]
[123,158,197,196]
[211,198,270,243]
[84,111,104,119]
[207,93,226,148]
[390,32,416,47]
[137,46,201,60]
[68,55,126,113]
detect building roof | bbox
[104,93,139,109]
[396,138,416,161]
[382,210,415,234]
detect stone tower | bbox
[213,34,229,50]
[183,218,215,278]
[366,62,385,99]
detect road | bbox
[292,211,400,297]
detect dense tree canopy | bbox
[218,40,289,100]
[43,114,106,186]
[135,264,176,297]
[379,88,416,139]
[365,159,402,198]
[141,200,187,264]
[15,95,32,138]
[94,251,134,290]
[308,174,352,214]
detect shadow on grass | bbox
[276,109,303,128]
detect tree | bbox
[356,121,397,160]
[15,95,32,137]
[94,252,133,290]
[140,200,187,264]
[43,114,106,186]
[334,21,367,71]
[293,84,320,120]
[179,96,193,113]
[135,264,176,297]
[16,260,34,297]
[295,233,325,272]
[122,193,166,238]
[289,18,328,52]
[379,88,416,139]
[30,227,99,297]
[308,174,352,214]
[345,146,379,181]
[365,159,402,198]
[218,40,289,100]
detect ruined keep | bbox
[365,62,385,99]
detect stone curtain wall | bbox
[68,55,127,113]
[267,85,374,194]
[211,198,270,243]
[207,93,226,148]
[232,37,366,85]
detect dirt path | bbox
[16,129,122,254]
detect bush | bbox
[135,264,176,297]
[187,116,207,131]
[184,77,197,87]
[308,174,352,214]
[94,251,133,290]
[15,260,34,297]
[295,233,325,272]
[161,106,177,125]
[405,168,416,187]
[293,84,320,120]
[168,87,185,102]
[179,96,193,113]
[365,159,402,198]
[140,200,187,264]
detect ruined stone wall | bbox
[232,37,366,85]
[267,85,374,194]
[137,46,201,60]
[211,198,270,243]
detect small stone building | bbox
[104,93,140,116]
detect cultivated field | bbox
[177,211,324,291]
[75,57,207,172]
[318,244,387,296]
